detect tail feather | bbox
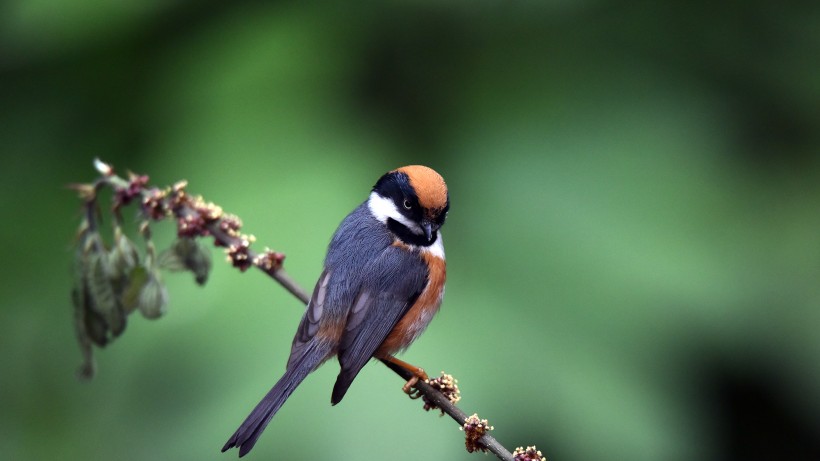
[330,368,359,405]
[222,341,328,457]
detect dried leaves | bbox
[72,222,187,378]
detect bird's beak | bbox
[422,221,435,242]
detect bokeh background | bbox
[2,2,819,460]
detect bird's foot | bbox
[403,376,424,399]
[381,355,428,398]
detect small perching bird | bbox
[222,165,450,457]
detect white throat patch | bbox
[367,192,423,235]
[422,233,445,260]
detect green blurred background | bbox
[2,2,820,460]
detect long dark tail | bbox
[222,341,329,457]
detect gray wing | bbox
[286,269,332,370]
[287,203,387,371]
[330,245,427,404]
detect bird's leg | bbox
[381,355,428,398]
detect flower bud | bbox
[513,446,546,461]
[108,226,140,277]
[185,239,212,285]
[422,372,460,413]
[159,238,212,285]
[72,261,110,348]
[120,265,148,314]
[87,251,126,337]
[461,414,493,453]
[137,270,169,319]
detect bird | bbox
[222,165,449,457]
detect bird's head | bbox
[368,165,449,246]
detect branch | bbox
[380,359,515,460]
[69,160,541,461]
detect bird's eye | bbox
[403,199,412,210]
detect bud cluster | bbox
[513,446,546,461]
[142,188,169,220]
[254,248,286,272]
[115,172,149,207]
[422,372,461,414]
[460,413,494,453]
[226,237,254,271]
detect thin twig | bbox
[204,220,310,304]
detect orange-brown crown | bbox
[394,165,448,211]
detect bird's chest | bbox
[377,251,446,355]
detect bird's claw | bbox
[403,376,419,393]
[403,376,424,399]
